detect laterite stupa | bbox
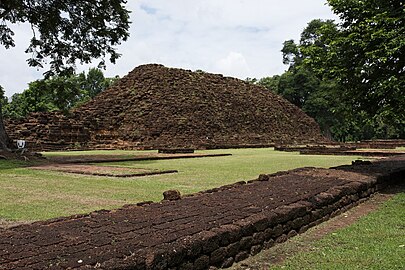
[6,64,326,150]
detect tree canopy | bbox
[2,68,118,119]
[0,1,131,150]
[252,9,404,141]
[0,0,131,76]
[271,1,405,140]
[313,0,404,119]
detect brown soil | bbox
[5,64,326,151]
[274,144,405,157]
[45,152,231,164]
[25,152,230,178]
[0,156,404,270]
[300,149,405,157]
[231,185,404,269]
[29,164,178,178]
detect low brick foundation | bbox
[0,156,404,270]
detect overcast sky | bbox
[0,0,338,98]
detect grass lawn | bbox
[0,148,360,222]
[269,191,405,270]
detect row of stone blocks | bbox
[90,169,404,270]
[109,191,371,269]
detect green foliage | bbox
[281,39,300,66]
[314,0,405,131]
[274,20,346,139]
[256,76,281,92]
[0,1,130,150]
[85,68,117,98]
[2,68,117,118]
[0,0,130,77]
[2,93,31,119]
[266,13,405,141]
[0,85,6,107]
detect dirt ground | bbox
[231,184,404,269]
[45,152,231,164]
[29,164,178,177]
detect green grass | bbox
[270,192,405,270]
[0,148,360,222]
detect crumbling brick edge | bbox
[81,166,405,270]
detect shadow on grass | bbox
[0,160,37,170]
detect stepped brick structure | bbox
[5,112,88,151]
[5,64,326,151]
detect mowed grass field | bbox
[0,148,359,222]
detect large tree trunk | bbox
[0,103,11,151]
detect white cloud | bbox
[0,0,338,97]
[214,52,251,78]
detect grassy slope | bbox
[270,192,405,270]
[0,148,359,221]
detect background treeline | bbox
[248,0,404,141]
[0,68,118,119]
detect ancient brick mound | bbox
[5,112,88,151]
[5,64,325,151]
[1,156,404,270]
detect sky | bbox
[0,0,339,98]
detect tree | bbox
[0,85,7,107]
[281,40,300,67]
[276,20,347,139]
[0,0,130,76]
[0,1,130,151]
[79,68,119,100]
[256,75,281,93]
[3,68,117,119]
[277,68,320,108]
[2,93,32,119]
[275,14,405,141]
[314,0,405,123]
[0,85,11,149]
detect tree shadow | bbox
[0,160,33,170]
